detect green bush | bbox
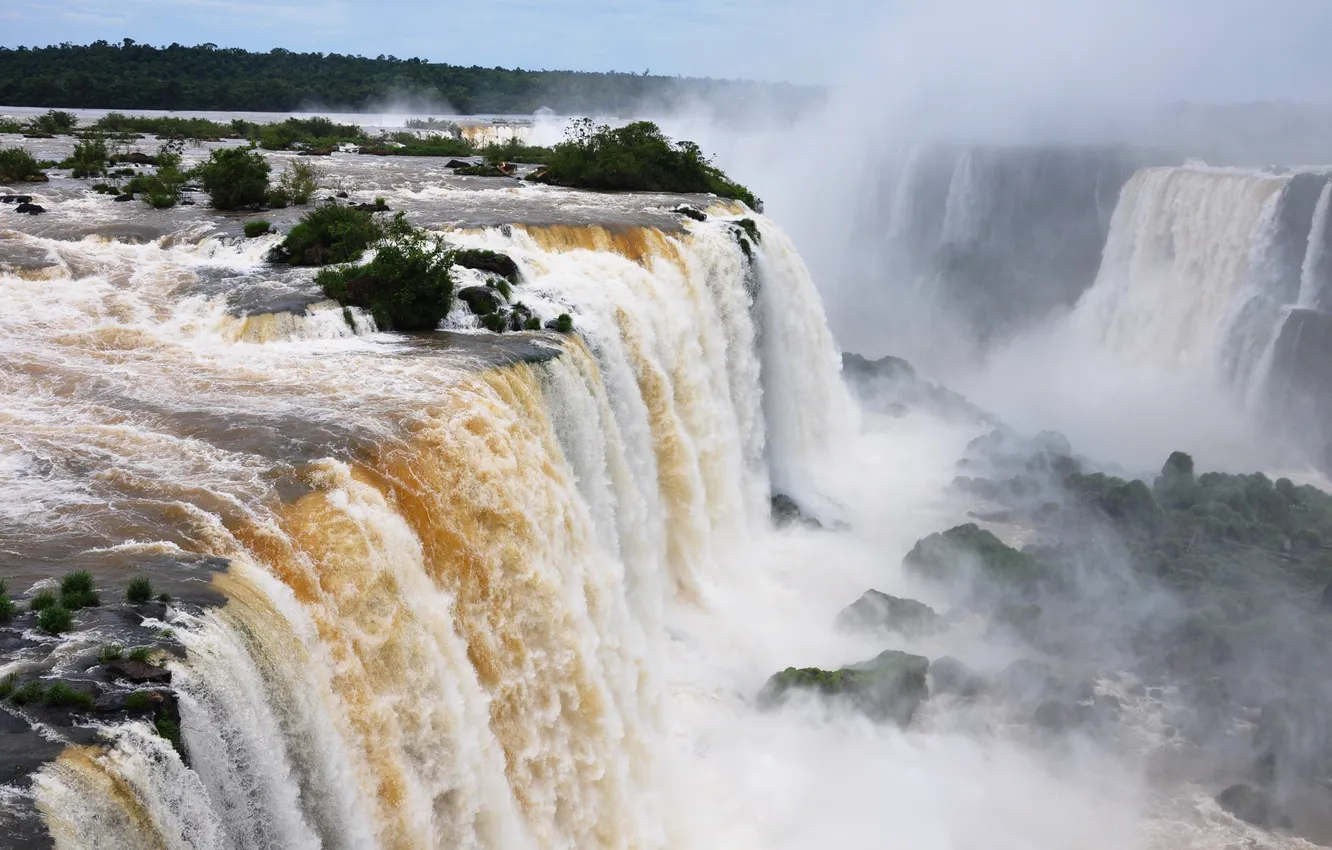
[275,159,321,204]
[27,110,78,135]
[256,117,362,151]
[125,690,154,711]
[43,682,93,709]
[554,313,574,334]
[155,714,184,754]
[481,138,554,165]
[198,147,271,210]
[244,220,272,238]
[273,204,381,266]
[535,119,762,211]
[0,675,14,700]
[9,680,43,706]
[38,606,74,635]
[60,571,100,610]
[316,215,453,331]
[101,644,125,662]
[126,576,154,604]
[157,592,172,604]
[62,137,108,178]
[0,147,45,182]
[0,580,13,623]
[523,316,542,331]
[29,590,56,612]
[92,113,234,141]
[129,646,153,663]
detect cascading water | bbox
[0,199,850,848]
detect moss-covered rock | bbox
[759,649,930,727]
[453,248,519,281]
[904,523,1051,598]
[835,590,942,637]
[457,285,503,316]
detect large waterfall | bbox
[0,205,850,848]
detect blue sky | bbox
[0,0,869,82]
[2,0,1332,98]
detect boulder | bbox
[102,659,171,685]
[114,193,134,203]
[1216,784,1290,829]
[760,649,930,727]
[445,159,473,169]
[453,249,520,281]
[458,286,503,316]
[771,493,822,529]
[836,590,942,637]
[676,205,708,222]
[351,199,391,213]
[0,195,33,205]
[903,523,1050,601]
[14,203,45,215]
[928,656,987,698]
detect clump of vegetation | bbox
[125,690,155,711]
[244,220,272,238]
[9,680,44,706]
[60,571,100,610]
[272,204,381,266]
[157,592,172,604]
[0,580,13,623]
[197,146,271,210]
[533,119,763,211]
[360,136,476,158]
[0,146,46,182]
[274,159,321,205]
[316,214,454,331]
[101,644,125,663]
[43,682,93,709]
[92,112,235,141]
[155,713,184,753]
[60,137,109,178]
[120,138,189,208]
[27,110,78,135]
[257,116,362,151]
[553,313,574,334]
[126,576,154,604]
[128,646,154,663]
[37,606,74,636]
[481,138,554,165]
[904,523,1053,603]
[29,590,56,612]
[0,675,14,700]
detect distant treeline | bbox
[0,40,816,116]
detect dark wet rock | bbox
[903,523,1051,604]
[836,590,942,637]
[351,199,391,213]
[0,195,33,205]
[507,302,535,332]
[458,285,503,316]
[453,248,520,281]
[13,203,45,215]
[771,493,822,529]
[456,163,511,178]
[102,659,171,685]
[676,205,708,222]
[1216,784,1290,829]
[760,649,930,727]
[842,352,991,423]
[929,656,987,698]
[445,159,473,169]
[114,193,134,202]
[336,191,349,198]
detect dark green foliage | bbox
[257,117,362,151]
[92,112,235,141]
[523,316,542,331]
[9,680,44,706]
[535,120,763,211]
[452,249,519,281]
[129,646,153,663]
[126,576,154,604]
[37,606,74,635]
[197,147,271,210]
[154,714,184,754]
[760,650,930,726]
[92,182,119,194]
[27,110,78,135]
[0,675,13,700]
[316,217,453,331]
[361,136,476,158]
[274,204,381,266]
[62,137,107,178]
[0,580,12,623]
[60,571,100,610]
[737,218,762,244]
[43,682,93,709]
[480,312,509,333]
[157,593,172,604]
[29,590,56,612]
[101,644,125,662]
[455,163,510,177]
[244,220,272,239]
[904,523,1050,594]
[554,313,574,334]
[481,138,554,165]
[0,147,45,182]
[0,42,815,116]
[125,690,155,711]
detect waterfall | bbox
[6,212,852,848]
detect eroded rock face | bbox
[771,494,821,529]
[836,590,942,638]
[1216,784,1290,829]
[759,650,930,727]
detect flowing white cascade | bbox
[1298,179,1332,309]
[1072,165,1291,395]
[7,211,852,849]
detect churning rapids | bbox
[0,126,1327,850]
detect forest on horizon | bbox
[0,40,816,116]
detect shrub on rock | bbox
[273,204,382,266]
[126,576,154,604]
[0,147,47,183]
[316,216,453,331]
[244,220,272,239]
[198,147,271,210]
[760,649,930,727]
[836,590,942,637]
[38,606,74,635]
